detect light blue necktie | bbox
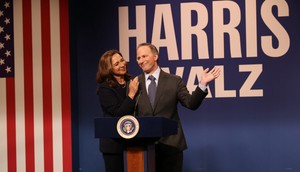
[148,75,156,108]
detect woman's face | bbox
[111,53,127,76]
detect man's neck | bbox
[146,65,159,75]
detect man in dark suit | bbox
[135,42,220,172]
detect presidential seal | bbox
[116,115,139,139]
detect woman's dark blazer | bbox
[136,70,208,151]
[97,82,136,153]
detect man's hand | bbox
[200,66,221,86]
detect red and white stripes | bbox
[0,0,72,171]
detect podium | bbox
[95,116,177,172]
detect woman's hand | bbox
[128,77,139,99]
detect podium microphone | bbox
[133,89,142,117]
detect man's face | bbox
[136,46,158,74]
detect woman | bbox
[96,49,139,172]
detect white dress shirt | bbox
[144,66,207,94]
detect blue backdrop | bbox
[69,0,300,171]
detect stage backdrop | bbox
[69,0,300,171]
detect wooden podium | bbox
[95,116,177,172]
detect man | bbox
[135,42,220,172]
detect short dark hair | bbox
[137,42,159,55]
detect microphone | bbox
[133,89,142,117]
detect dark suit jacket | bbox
[97,82,136,153]
[137,70,207,151]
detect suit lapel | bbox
[138,74,153,112]
[138,70,168,113]
[153,70,167,111]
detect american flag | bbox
[0,1,14,78]
[0,0,72,171]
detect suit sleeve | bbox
[177,77,208,110]
[98,86,136,117]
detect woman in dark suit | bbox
[96,49,139,172]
